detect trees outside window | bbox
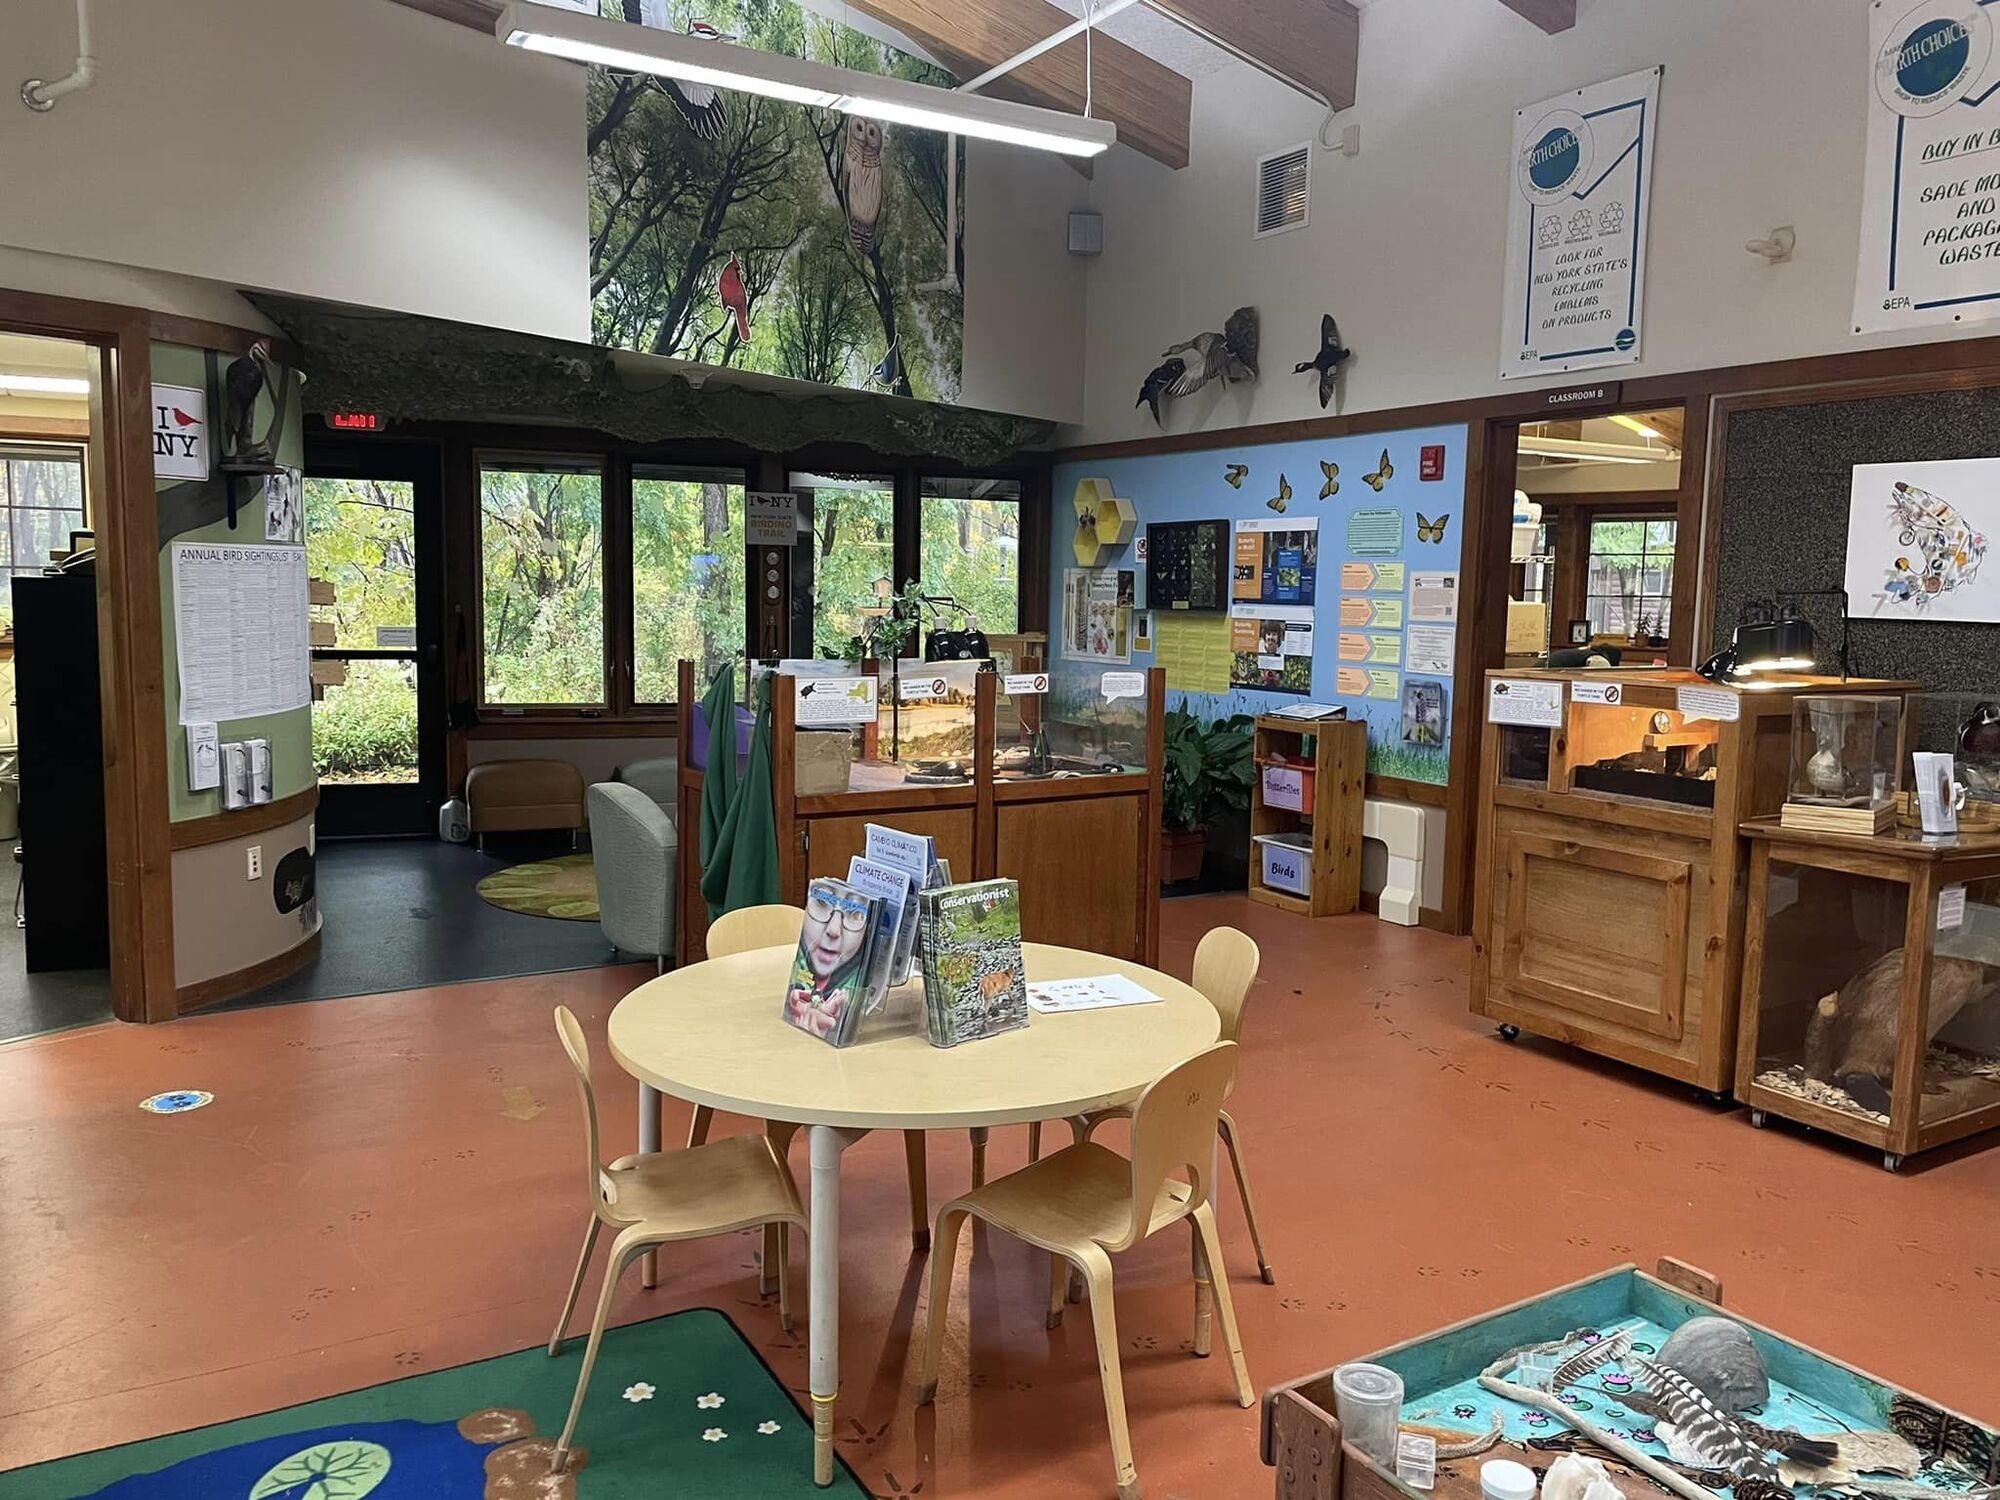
[1586,517,1676,638]
[479,462,605,705]
[0,445,86,634]
[920,478,1020,633]
[632,467,746,703]
[794,474,896,659]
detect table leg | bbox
[638,1083,661,1289]
[968,1126,989,1189]
[809,1124,865,1487]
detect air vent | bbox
[1255,143,1311,239]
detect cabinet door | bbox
[1500,832,1693,1040]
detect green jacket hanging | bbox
[697,665,738,893]
[699,668,781,920]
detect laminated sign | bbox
[1500,68,1662,378]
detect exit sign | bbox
[328,411,386,432]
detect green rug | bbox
[5,1308,868,1499]
[477,853,600,921]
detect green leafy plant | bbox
[1161,707,1255,833]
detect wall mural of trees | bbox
[589,0,965,403]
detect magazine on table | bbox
[846,855,917,1000]
[782,878,882,1048]
[918,879,1029,1048]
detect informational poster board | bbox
[1229,604,1314,694]
[1232,517,1319,605]
[1856,0,2000,333]
[1845,457,2000,620]
[1060,568,1134,663]
[172,543,310,724]
[1500,67,1661,378]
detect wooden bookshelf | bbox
[1247,716,1366,918]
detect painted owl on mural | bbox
[844,116,884,256]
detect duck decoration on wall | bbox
[1135,306,1259,424]
[1295,314,1353,410]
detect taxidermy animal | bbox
[1224,464,1249,488]
[662,20,732,138]
[844,116,885,255]
[222,338,276,465]
[1295,313,1353,409]
[1161,306,1260,400]
[719,254,752,344]
[1319,461,1340,500]
[1137,359,1179,424]
[1267,474,1293,513]
[1803,948,2000,1093]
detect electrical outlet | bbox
[246,845,263,881]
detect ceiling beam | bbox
[1138,0,1359,112]
[839,0,1191,169]
[1495,0,1577,34]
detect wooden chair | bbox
[547,1006,805,1473]
[692,902,956,1263]
[917,1042,1254,1500]
[1034,926,1274,1285]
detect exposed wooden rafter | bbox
[839,0,1191,168]
[1138,0,1359,112]
[382,0,1193,169]
[1496,0,1577,35]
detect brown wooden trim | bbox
[991,771,1150,803]
[0,416,89,441]
[796,785,978,817]
[175,929,322,1014]
[169,786,320,850]
[145,312,299,367]
[1367,774,1446,808]
[1440,418,1507,937]
[1416,905,1453,934]
[461,717,678,741]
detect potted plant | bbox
[1160,707,1255,884]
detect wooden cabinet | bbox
[1247,716,1366,918]
[1469,668,1914,1092]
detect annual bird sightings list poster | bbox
[172,542,310,724]
[1500,67,1661,378]
[1856,0,2000,332]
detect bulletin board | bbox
[1714,388,2000,747]
[1053,423,1470,784]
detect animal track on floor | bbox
[1437,1061,1465,1074]
[1484,1081,1513,1093]
[1695,1160,1724,1173]
[348,1210,372,1223]
[1417,1266,1441,1278]
[1130,1335,1158,1351]
[878,1471,925,1499]
[1581,1118,1610,1130]
[1567,1236,1593,1247]
[308,1286,333,1302]
[1461,1268,1483,1278]
[454,1148,476,1159]
[1635,1140,1664,1154]
[394,1350,424,1367]
[1280,1296,1309,1310]
[1531,1099,1557,1112]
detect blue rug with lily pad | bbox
[3,1308,869,1499]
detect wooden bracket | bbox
[1655,1256,1723,1305]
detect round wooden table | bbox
[608,942,1219,1485]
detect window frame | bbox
[1583,512,1678,638]
[625,457,753,713]
[0,442,89,585]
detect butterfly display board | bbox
[1051,424,1467,786]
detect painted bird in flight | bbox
[719,253,751,344]
[661,20,732,138]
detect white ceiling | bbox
[1040,0,1235,80]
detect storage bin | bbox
[1254,833,1313,897]
[1259,759,1313,813]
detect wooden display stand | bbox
[1248,716,1366,918]
[1737,818,2000,1170]
[1469,668,1917,1094]
[676,661,1166,970]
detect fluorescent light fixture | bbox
[1517,436,1675,465]
[496,2,1117,157]
[1609,414,1661,439]
[0,372,89,395]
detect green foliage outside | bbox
[306,477,420,783]
[480,467,606,704]
[1587,517,1677,636]
[589,0,964,401]
[633,475,747,700]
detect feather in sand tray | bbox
[1551,1330,1632,1392]
[1737,1418,1841,1468]
[1631,1357,1781,1483]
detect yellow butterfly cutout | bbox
[1319,460,1340,500]
[1224,464,1249,489]
[1364,449,1393,492]
[1267,473,1292,513]
[1416,512,1451,544]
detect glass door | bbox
[303,441,444,838]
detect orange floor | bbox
[3,895,1997,1498]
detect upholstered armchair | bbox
[585,782,677,972]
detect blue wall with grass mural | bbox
[1053,421,1470,784]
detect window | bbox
[1586,517,1676,639]
[306,476,419,784]
[480,459,605,706]
[631,466,746,704]
[792,472,895,658]
[1518,519,1556,606]
[0,445,86,631]
[920,477,1021,633]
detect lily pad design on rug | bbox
[476,853,600,922]
[7,1308,866,1499]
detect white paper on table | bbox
[1026,974,1165,1014]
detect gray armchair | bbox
[588,780,680,1161]
[587,782,678,972]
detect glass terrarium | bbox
[1563,699,1721,809]
[994,658,1147,779]
[1745,835,2000,1169]
[1911,692,2000,807]
[1787,694,1900,811]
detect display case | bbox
[1737,819,2000,1169]
[1471,668,1918,1093]
[1779,694,1901,835]
[994,657,1148,781]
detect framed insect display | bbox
[1144,519,1230,613]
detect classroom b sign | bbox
[1855,0,2000,332]
[152,383,209,480]
[1499,67,1661,379]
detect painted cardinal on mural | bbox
[719,254,751,344]
[660,19,731,139]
